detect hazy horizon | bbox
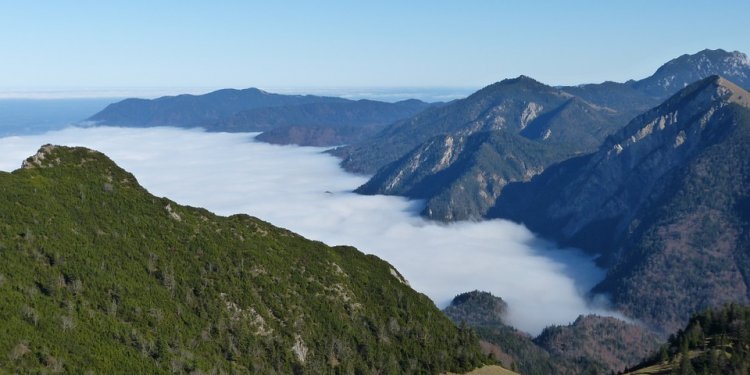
[0,86,478,102]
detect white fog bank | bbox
[0,126,620,334]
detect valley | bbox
[2,24,750,370]
[0,126,613,336]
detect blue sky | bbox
[1,0,749,94]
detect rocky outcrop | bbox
[356,130,573,221]
[21,144,58,169]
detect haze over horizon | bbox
[1,1,748,98]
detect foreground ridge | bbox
[0,145,486,373]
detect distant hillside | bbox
[89,88,347,127]
[492,76,750,332]
[0,145,486,373]
[559,80,656,116]
[333,75,623,175]
[88,89,432,146]
[443,291,564,375]
[443,291,660,375]
[215,99,434,146]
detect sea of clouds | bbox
[0,126,619,334]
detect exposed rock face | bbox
[164,203,181,221]
[292,335,308,363]
[21,144,58,169]
[356,130,572,220]
[492,76,750,332]
[519,102,543,130]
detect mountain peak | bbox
[666,48,750,69]
[502,75,544,85]
[21,145,130,178]
[698,48,749,63]
[241,87,270,95]
[633,49,750,98]
[676,75,750,109]
[476,75,554,96]
[21,144,111,170]
[712,76,750,107]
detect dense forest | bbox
[625,304,750,374]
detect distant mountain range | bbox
[332,75,627,175]
[0,145,486,373]
[88,89,434,146]
[343,74,637,220]
[347,49,750,221]
[493,75,750,332]
[352,49,750,336]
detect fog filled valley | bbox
[4,55,750,372]
[0,126,615,335]
[3,4,750,369]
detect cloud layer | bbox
[0,126,618,334]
